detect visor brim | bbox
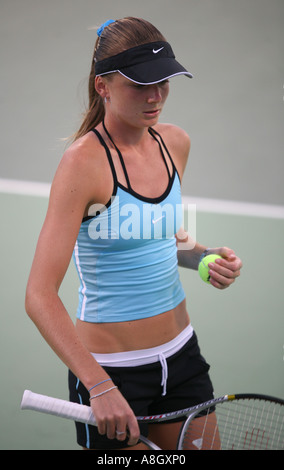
[100,58,193,85]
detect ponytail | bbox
[72,38,105,141]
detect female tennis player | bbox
[25,17,242,450]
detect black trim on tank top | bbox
[102,120,177,203]
[82,125,179,222]
[92,128,118,186]
[82,129,118,222]
[102,121,132,190]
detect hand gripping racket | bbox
[21,390,284,450]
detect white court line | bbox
[0,178,50,197]
[182,196,284,220]
[0,178,284,219]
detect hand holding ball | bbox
[198,254,222,283]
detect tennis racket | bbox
[21,390,284,450]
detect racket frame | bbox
[21,390,284,450]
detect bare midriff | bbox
[75,299,190,353]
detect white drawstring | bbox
[159,353,168,396]
[92,324,194,398]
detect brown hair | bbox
[73,17,166,141]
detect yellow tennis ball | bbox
[198,254,222,283]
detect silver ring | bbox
[116,430,125,436]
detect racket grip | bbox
[21,390,97,426]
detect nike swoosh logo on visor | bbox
[153,47,164,54]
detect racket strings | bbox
[180,399,284,450]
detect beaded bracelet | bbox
[89,386,118,400]
[88,379,112,393]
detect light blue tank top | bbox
[73,125,185,323]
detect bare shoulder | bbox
[54,131,108,195]
[154,123,191,178]
[49,130,113,220]
[59,131,100,176]
[155,123,190,146]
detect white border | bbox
[97,70,193,85]
[0,178,284,219]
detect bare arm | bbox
[25,140,139,444]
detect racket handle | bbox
[21,390,96,426]
[21,390,161,450]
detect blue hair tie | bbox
[97,19,115,37]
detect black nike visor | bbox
[95,41,193,85]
